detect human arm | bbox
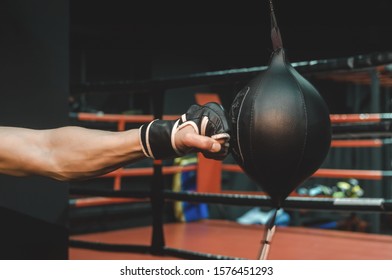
[0,102,230,181]
[0,124,225,181]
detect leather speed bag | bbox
[229,48,331,207]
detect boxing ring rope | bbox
[69,238,243,260]
[69,188,392,212]
[69,167,392,209]
[312,64,392,86]
[71,112,392,124]
[330,139,384,147]
[70,112,179,131]
[69,51,392,259]
[70,52,392,94]
[330,113,392,123]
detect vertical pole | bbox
[150,90,166,254]
[195,93,223,193]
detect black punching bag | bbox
[229,1,331,207]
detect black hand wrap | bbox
[139,102,231,160]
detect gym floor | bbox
[69,220,392,260]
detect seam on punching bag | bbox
[236,86,250,164]
[285,61,308,178]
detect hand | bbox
[174,125,229,160]
[139,102,231,160]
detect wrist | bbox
[139,119,179,159]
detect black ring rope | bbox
[70,52,392,94]
[70,189,392,213]
[68,239,243,260]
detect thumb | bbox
[181,133,221,153]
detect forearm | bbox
[0,126,145,181]
[0,103,230,181]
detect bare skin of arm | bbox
[0,125,222,181]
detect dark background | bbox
[1,0,69,259]
[68,0,392,114]
[70,0,392,73]
[1,0,392,259]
